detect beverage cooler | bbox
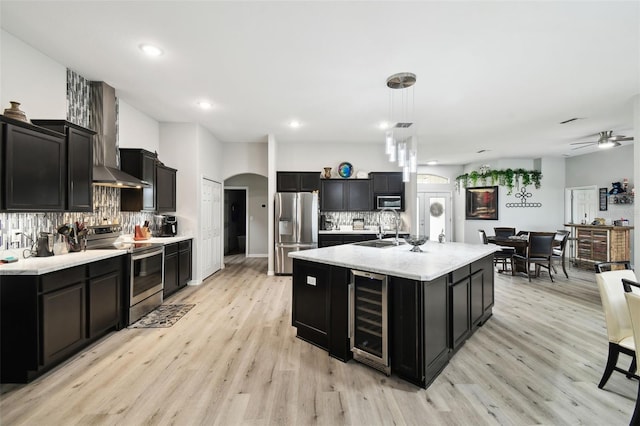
[349,270,390,374]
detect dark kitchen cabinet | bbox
[328,266,351,362]
[348,180,372,211]
[449,255,494,352]
[371,172,403,193]
[120,148,156,211]
[87,256,122,337]
[164,239,192,298]
[449,266,471,351]
[121,149,178,213]
[371,172,405,211]
[292,259,330,350]
[391,275,448,388]
[31,120,95,212]
[320,179,371,211]
[156,164,177,213]
[277,171,320,192]
[1,116,66,211]
[178,240,192,286]
[0,255,125,383]
[164,243,180,298]
[42,281,86,366]
[320,179,346,211]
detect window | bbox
[417,174,449,184]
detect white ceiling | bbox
[1,1,639,165]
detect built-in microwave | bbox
[376,195,402,210]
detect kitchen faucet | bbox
[378,208,401,245]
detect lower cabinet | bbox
[0,255,124,383]
[449,274,470,351]
[42,281,86,366]
[292,260,330,349]
[164,239,193,298]
[88,257,122,338]
[449,255,494,352]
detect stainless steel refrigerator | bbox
[275,192,318,274]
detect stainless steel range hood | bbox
[90,81,149,188]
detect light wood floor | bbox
[1,255,637,425]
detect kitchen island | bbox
[289,240,498,388]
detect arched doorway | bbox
[223,173,268,259]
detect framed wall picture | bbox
[599,187,608,211]
[466,186,498,220]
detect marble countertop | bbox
[0,235,193,276]
[289,240,498,281]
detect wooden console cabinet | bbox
[565,224,634,267]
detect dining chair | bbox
[595,266,638,390]
[479,229,515,271]
[511,232,555,282]
[494,227,516,238]
[551,231,570,278]
[623,280,640,425]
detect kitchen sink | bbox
[353,240,405,248]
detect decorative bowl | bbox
[338,162,353,178]
[404,235,429,252]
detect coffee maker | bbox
[158,215,178,237]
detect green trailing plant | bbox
[455,168,543,195]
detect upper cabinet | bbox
[31,120,95,212]
[320,179,372,211]
[1,116,66,212]
[120,148,177,213]
[370,172,405,211]
[156,163,177,213]
[371,172,403,194]
[277,171,320,192]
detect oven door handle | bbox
[132,247,164,260]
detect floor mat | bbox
[129,304,195,328]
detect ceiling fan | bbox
[570,130,634,150]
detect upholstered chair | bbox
[624,287,640,425]
[595,268,639,389]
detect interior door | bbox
[418,192,452,242]
[201,178,222,279]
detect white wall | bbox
[223,143,268,179]
[276,141,403,175]
[225,174,268,256]
[457,158,566,243]
[1,30,66,119]
[118,99,160,153]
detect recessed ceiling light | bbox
[289,120,301,128]
[197,101,212,110]
[379,121,390,130]
[426,160,438,166]
[139,44,163,57]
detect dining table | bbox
[487,234,529,274]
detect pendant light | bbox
[385,72,417,182]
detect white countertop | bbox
[0,235,193,276]
[289,240,498,281]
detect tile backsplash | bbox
[322,210,408,231]
[0,186,154,253]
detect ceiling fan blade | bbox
[571,144,593,150]
[609,135,634,142]
[570,141,595,145]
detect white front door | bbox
[201,178,222,279]
[418,192,452,242]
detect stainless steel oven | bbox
[349,269,390,375]
[129,245,164,324]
